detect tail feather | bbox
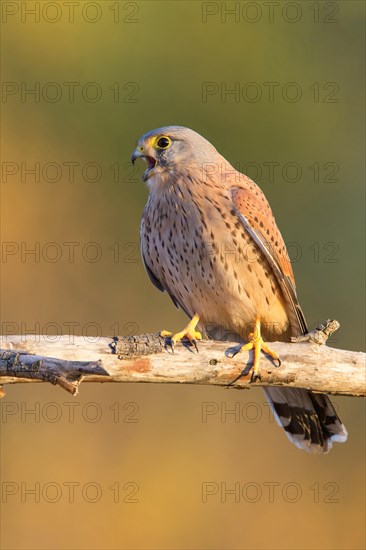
[203,324,348,453]
[264,387,348,453]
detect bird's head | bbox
[131,126,219,183]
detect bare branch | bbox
[0,320,365,398]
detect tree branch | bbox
[0,320,365,398]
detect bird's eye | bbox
[156,136,171,149]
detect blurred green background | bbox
[1,1,365,549]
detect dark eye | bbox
[156,136,171,149]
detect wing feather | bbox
[231,186,307,336]
[229,181,346,452]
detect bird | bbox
[131,125,348,453]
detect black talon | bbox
[162,336,175,354]
[274,357,281,368]
[192,339,199,353]
[250,371,261,383]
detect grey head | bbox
[131,125,220,182]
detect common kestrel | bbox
[132,126,347,453]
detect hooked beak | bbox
[131,148,142,165]
[131,147,157,181]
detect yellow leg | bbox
[236,319,281,381]
[161,314,202,352]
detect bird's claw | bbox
[250,371,261,383]
[229,319,281,383]
[160,314,202,354]
[164,334,200,354]
[172,333,201,353]
[191,339,199,353]
[170,338,175,354]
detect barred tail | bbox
[264,387,348,453]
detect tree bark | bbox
[0,320,364,398]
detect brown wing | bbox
[230,182,307,336]
[230,182,348,452]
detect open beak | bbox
[131,147,157,181]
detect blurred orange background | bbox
[1,1,365,549]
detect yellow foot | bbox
[161,314,202,353]
[235,319,281,382]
